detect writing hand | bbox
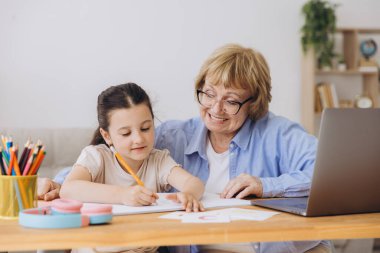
[166,192,205,212]
[220,173,263,199]
[122,185,159,206]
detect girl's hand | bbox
[166,192,205,212]
[37,177,61,201]
[122,185,159,206]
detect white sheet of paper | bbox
[213,208,279,221]
[159,208,278,223]
[111,192,251,215]
[181,212,231,223]
[158,211,187,220]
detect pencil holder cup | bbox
[0,175,37,219]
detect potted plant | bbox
[301,0,338,70]
[336,54,346,71]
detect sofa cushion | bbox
[0,128,94,178]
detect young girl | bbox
[61,83,205,253]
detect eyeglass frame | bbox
[196,89,254,115]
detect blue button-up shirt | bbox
[155,112,316,198]
[155,112,330,253]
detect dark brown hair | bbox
[90,83,154,145]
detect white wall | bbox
[0,0,379,128]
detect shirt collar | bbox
[231,117,255,150]
[184,116,257,156]
[184,118,208,158]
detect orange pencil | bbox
[12,147,22,176]
[7,147,15,175]
[28,147,44,175]
[30,151,45,175]
[110,145,144,186]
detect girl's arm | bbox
[60,165,158,206]
[167,166,205,211]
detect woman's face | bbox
[102,104,155,169]
[199,77,251,137]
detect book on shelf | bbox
[315,82,339,112]
[358,66,378,73]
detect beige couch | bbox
[0,128,94,178]
[0,127,377,252]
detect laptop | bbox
[252,108,380,217]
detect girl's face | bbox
[101,104,155,170]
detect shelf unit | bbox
[301,28,380,135]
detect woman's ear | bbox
[100,128,112,146]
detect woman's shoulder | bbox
[155,117,202,137]
[157,117,202,131]
[257,112,304,131]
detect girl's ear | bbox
[100,128,112,146]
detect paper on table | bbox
[159,208,279,223]
[111,192,251,215]
[181,212,231,223]
[200,208,279,221]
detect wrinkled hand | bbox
[122,185,159,206]
[166,192,205,212]
[37,177,61,201]
[221,173,263,199]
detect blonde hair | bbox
[195,44,272,120]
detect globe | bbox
[360,39,377,59]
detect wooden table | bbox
[1,205,380,251]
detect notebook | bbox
[252,108,380,217]
[110,192,251,215]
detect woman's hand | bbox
[166,192,205,212]
[121,185,159,206]
[221,173,263,199]
[37,177,61,201]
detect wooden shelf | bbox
[316,69,378,75]
[301,28,380,135]
[337,28,380,34]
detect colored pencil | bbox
[21,143,34,172]
[110,145,144,186]
[0,148,6,175]
[22,150,35,176]
[10,147,22,176]
[28,146,44,175]
[30,151,46,175]
[18,139,30,174]
[7,147,15,175]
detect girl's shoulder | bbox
[149,148,171,158]
[80,144,112,158]
[147,149,178,168]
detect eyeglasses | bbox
[196,90,254,115]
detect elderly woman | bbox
[39,44,331,253]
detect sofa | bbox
[0,127,377,253]
[0,127,94,179]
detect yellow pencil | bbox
[110,145,144,186]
